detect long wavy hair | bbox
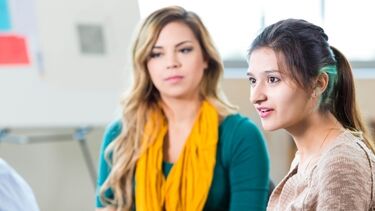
[248,18,374,152]
[99,6,236,210]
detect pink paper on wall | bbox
[0,35,30,65]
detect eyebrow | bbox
[153,40,193,49]
[247,69,280,76]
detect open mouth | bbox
[257,108,273,118]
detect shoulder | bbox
[219,113,265,145]
[0,159,20,181]
[104,120,122,139]
[0,159,29,186]
[0,159,39,211]
[319,131,374,174]
[316,131,374,193]
[220,113,262,135]
[102,120,123,147]
[219,114,268,160]
[0,158,12,177]
[314,131,375,209]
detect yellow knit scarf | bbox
[135,101,219,211]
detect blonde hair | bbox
[99,6,236,210]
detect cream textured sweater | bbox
[268,130,375,211]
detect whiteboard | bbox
[0,0,140,127]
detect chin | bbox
[261,122,281,131]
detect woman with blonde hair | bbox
[96,6,270,211]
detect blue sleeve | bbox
[226,116,270,211]
[0,159,40,211]
[95,120,122,208]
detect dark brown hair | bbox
[248,18,374,151]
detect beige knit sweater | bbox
[268,130,375,211]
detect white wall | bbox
[0,0,140,127]
[1,0,140,210]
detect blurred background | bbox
[1,0,374,210]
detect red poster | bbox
[0,35,30,65]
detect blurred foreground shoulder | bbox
[0,158,40,211]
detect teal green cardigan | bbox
[96,114,270,210]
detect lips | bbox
[256,107,274,118]
[165,75,184,83]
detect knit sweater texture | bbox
[268,130,375,211]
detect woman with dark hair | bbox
[96,6,270,211]
[247,18,375,210]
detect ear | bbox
[312,72,329,97]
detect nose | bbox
[250,83,267,105]
[166,53,181,69]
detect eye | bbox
[248,77,256,87]
[179,47,193,54]
[268,76,280,84]
[149,52,162,59]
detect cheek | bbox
[202,59,208,70]
[147,63,160,83]
[283,92,311,115]
[197,67,205,81]
[274,90,302,113]
[191,62,205,82]
[192,54,207,72]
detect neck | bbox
[286,111,344,162]
[161,96,203,125]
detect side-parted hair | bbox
[248,18,374,152]
[99,6,236,211]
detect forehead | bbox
[248,47,279,74]
[154,21,197,45]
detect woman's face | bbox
[247,47,316,131]
[146,21,207,101]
